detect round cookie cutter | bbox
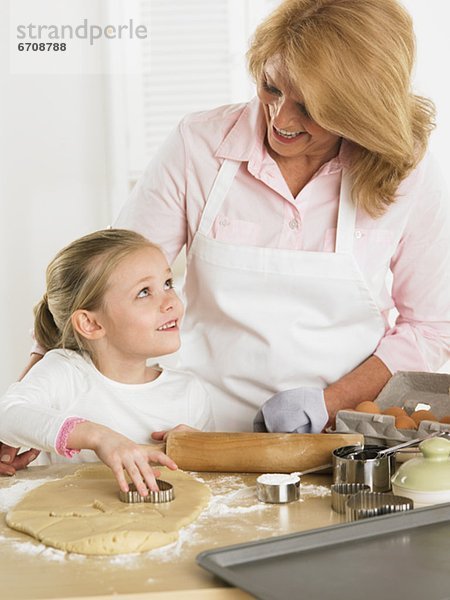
[119,479,174,504]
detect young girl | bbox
[0,229,213,495]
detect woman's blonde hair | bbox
[247,0,435,216]
[34,229,158,353]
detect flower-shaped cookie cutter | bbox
[119,479,174,503]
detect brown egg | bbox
[395,415,417,430]
[439,415,450,424]
[411,410,438,424]
[355,401,381,414]
[383,406,407,417]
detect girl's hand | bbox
[151,423,198,443]
[67,422,177,496]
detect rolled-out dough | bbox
[6,465,210,556]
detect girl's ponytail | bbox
[34,294,61,351]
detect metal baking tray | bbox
[197,503,450,600]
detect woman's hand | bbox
[0,353,44,476]
[322,356,392,428]
[17,352,44,382]
[0,444,40,476]
[67,422,177,496]
[253,388,329,434]
[151,423,198,443]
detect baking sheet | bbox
[197,503,450,600]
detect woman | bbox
[114,0,448,432]
[2,0,449,471]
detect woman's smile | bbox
[272,124,307,144]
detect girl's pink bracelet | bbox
[55,417,87,458]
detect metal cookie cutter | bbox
[345,491,413,521]
[331,482,371,514]
[119,479,174,503]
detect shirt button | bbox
[220,218,230,227]
[354,229,363,239]
[289,219,299,230]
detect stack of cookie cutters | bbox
[119,479,174,504]
[331,483,414,520]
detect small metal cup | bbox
[256,475,300,504]
[332,445,396,492]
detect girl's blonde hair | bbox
[247,0,435,217]
[34,229,158,353]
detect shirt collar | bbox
[215,97,266,163]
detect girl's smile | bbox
[156,319,179,331]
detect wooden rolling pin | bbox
[165,431,363,473]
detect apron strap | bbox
[335,170,357,254]
[197,159,242,236]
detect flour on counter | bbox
[0,479,50,512]
[203,487,268,517]
[143,521,201,562]
[190,472,244,494]
[108,553,144,567]
[143,482,271,563]
[300,482,331,498]
[0,535,85,562]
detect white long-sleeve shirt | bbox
[0,349,214,464]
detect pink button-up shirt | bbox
[116,98,450,374]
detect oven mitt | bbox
[253,387,329,434]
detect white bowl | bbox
[391,483,450,508]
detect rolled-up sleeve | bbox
[375,156,450,373]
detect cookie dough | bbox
[6,465,210,555]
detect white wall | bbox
[0,1,110,392]
[404,0,450,189]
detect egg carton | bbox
[330,371,450,446]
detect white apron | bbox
[175,159,386,431]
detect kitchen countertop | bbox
[1,464,344,600]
